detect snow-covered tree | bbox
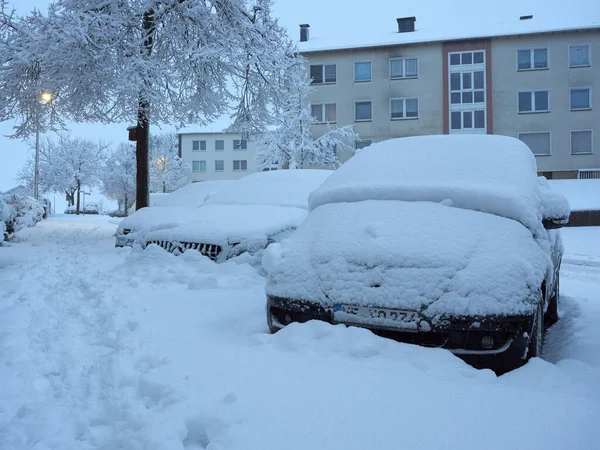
[100,143,137,214]
[149,132,190,193]
[255,65,359,170]
[0,0,301,210]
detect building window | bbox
[519,132,551,156]
[215,160,224,171]
[450,70,485,105]
[570,87,591,110]
[518,90,550,113]
[233,160,248,171]
[451,110,485,131]
[389,57,418,79]
[355,139,372,150]
[310,64,336,84]
[450,51,485,66]
[233,139,247,150]
[311,103,337,123]
[569,44,591,68]
[355,101,372,121]
[215,140,224,151]
[192,140,206,151]
[517,48,548,70]
[354,61,372,82]
[390,98,419,119]
[571,130,593,155]
[192,160,206,172]
[448,50,486,134]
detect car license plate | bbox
[333,304,418,324]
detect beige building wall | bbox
[179,132,258,182]
[306,43,444,162]
[491,30,600,174]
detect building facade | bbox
[178,131,259,182]
[303,24,600,178]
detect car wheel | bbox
[528,301,544,359]
[545,277,560,326]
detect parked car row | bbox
[119,135,570,373]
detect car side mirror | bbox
[542,217,569,229]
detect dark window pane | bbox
[354,62,371,81]
[325,103,337,122]
[405,58,418,77]
[474,90,485,103]
[390,99,403,118]
[310,65,322,84]
[519,92,532,112]
[474,71,484,89]
[534,91,549,111]
[450,73,460,91]
[462,91,473,103]
[474,51,484,64]
[405,98,418,117]
[355,101,372,120]
[533,49,547,68]
[451,92,461,104]
[311,104,323,122]
[517,50,531,70]
[390,59,403,78]
[571,131,592,154]
[324,64,336,83]
[450,53,461,65]
[463,111,473,128]
[462,72,472,89]
[461,52,473,65]
[192,140,199,151]
[571,88,590,109]
[451,111,461,130]
[474,110,485,128]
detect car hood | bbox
[143,204,307,246]
[264,200,552,319]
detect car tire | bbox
[528,301,544,359]
[545,277,560,326]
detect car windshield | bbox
[204,169,332,210]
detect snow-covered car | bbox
[115,180,233,247]
[264,135,569,372]
[142,170,333,263]
[83,202,99,214]
[64,205,77,214]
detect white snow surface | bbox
[204,169,332,209]
[548,179,600,211]
[152,180,234,207]
[144,204,307,245]
[0,215,599,449]
[117,206,209,235]
[280,0,600,53]
[264,200,550,317]
[308,135,569,232]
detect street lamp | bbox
[34,90,53,200]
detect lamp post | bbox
[34,91,53,200]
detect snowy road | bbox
[1,215,599,450]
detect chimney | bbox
[300,24,310,42]
[396,16,416,33]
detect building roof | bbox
[273,0,599,53]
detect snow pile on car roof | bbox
[264,200,550,318]
[144,204,307,246]
[205,169,332,210]
[153,180,234,207]
[117,206,209,233]
[308,135,569,231]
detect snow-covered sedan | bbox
[142,170,332,263]
[264,135,569,372]
[115,180,232,247]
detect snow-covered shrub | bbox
[1,194,45,235]
[0,196,17,241]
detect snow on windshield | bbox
[204,169,332,209]
[153,180,234,207]
[308,135,568,231]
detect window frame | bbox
[517,90,551,114]
[310,63,337,85]
[192,160,206,172]
[233,139,248,150]
[570,86,592,111]
[516,48,549,71]
[311,102,337,124]
[518,131,552,156]
[214,160,224,172]
[233,159,248,171]
[569,43,592,68]
[389,57,419,80]
[353,60,372,83]
[570,129,594,155]
[355,139,373,150]
[215,140,225,151]
[354,100,373,122]
[389,97,419,120]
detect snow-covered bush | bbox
[1,194,45,236]
[0,196,17,241]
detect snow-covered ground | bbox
[1,215,599,450]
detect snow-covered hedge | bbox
[0,196,17,241]
[1,194,45,237]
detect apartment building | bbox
[178,129,259,182]
[298,9,600,179]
